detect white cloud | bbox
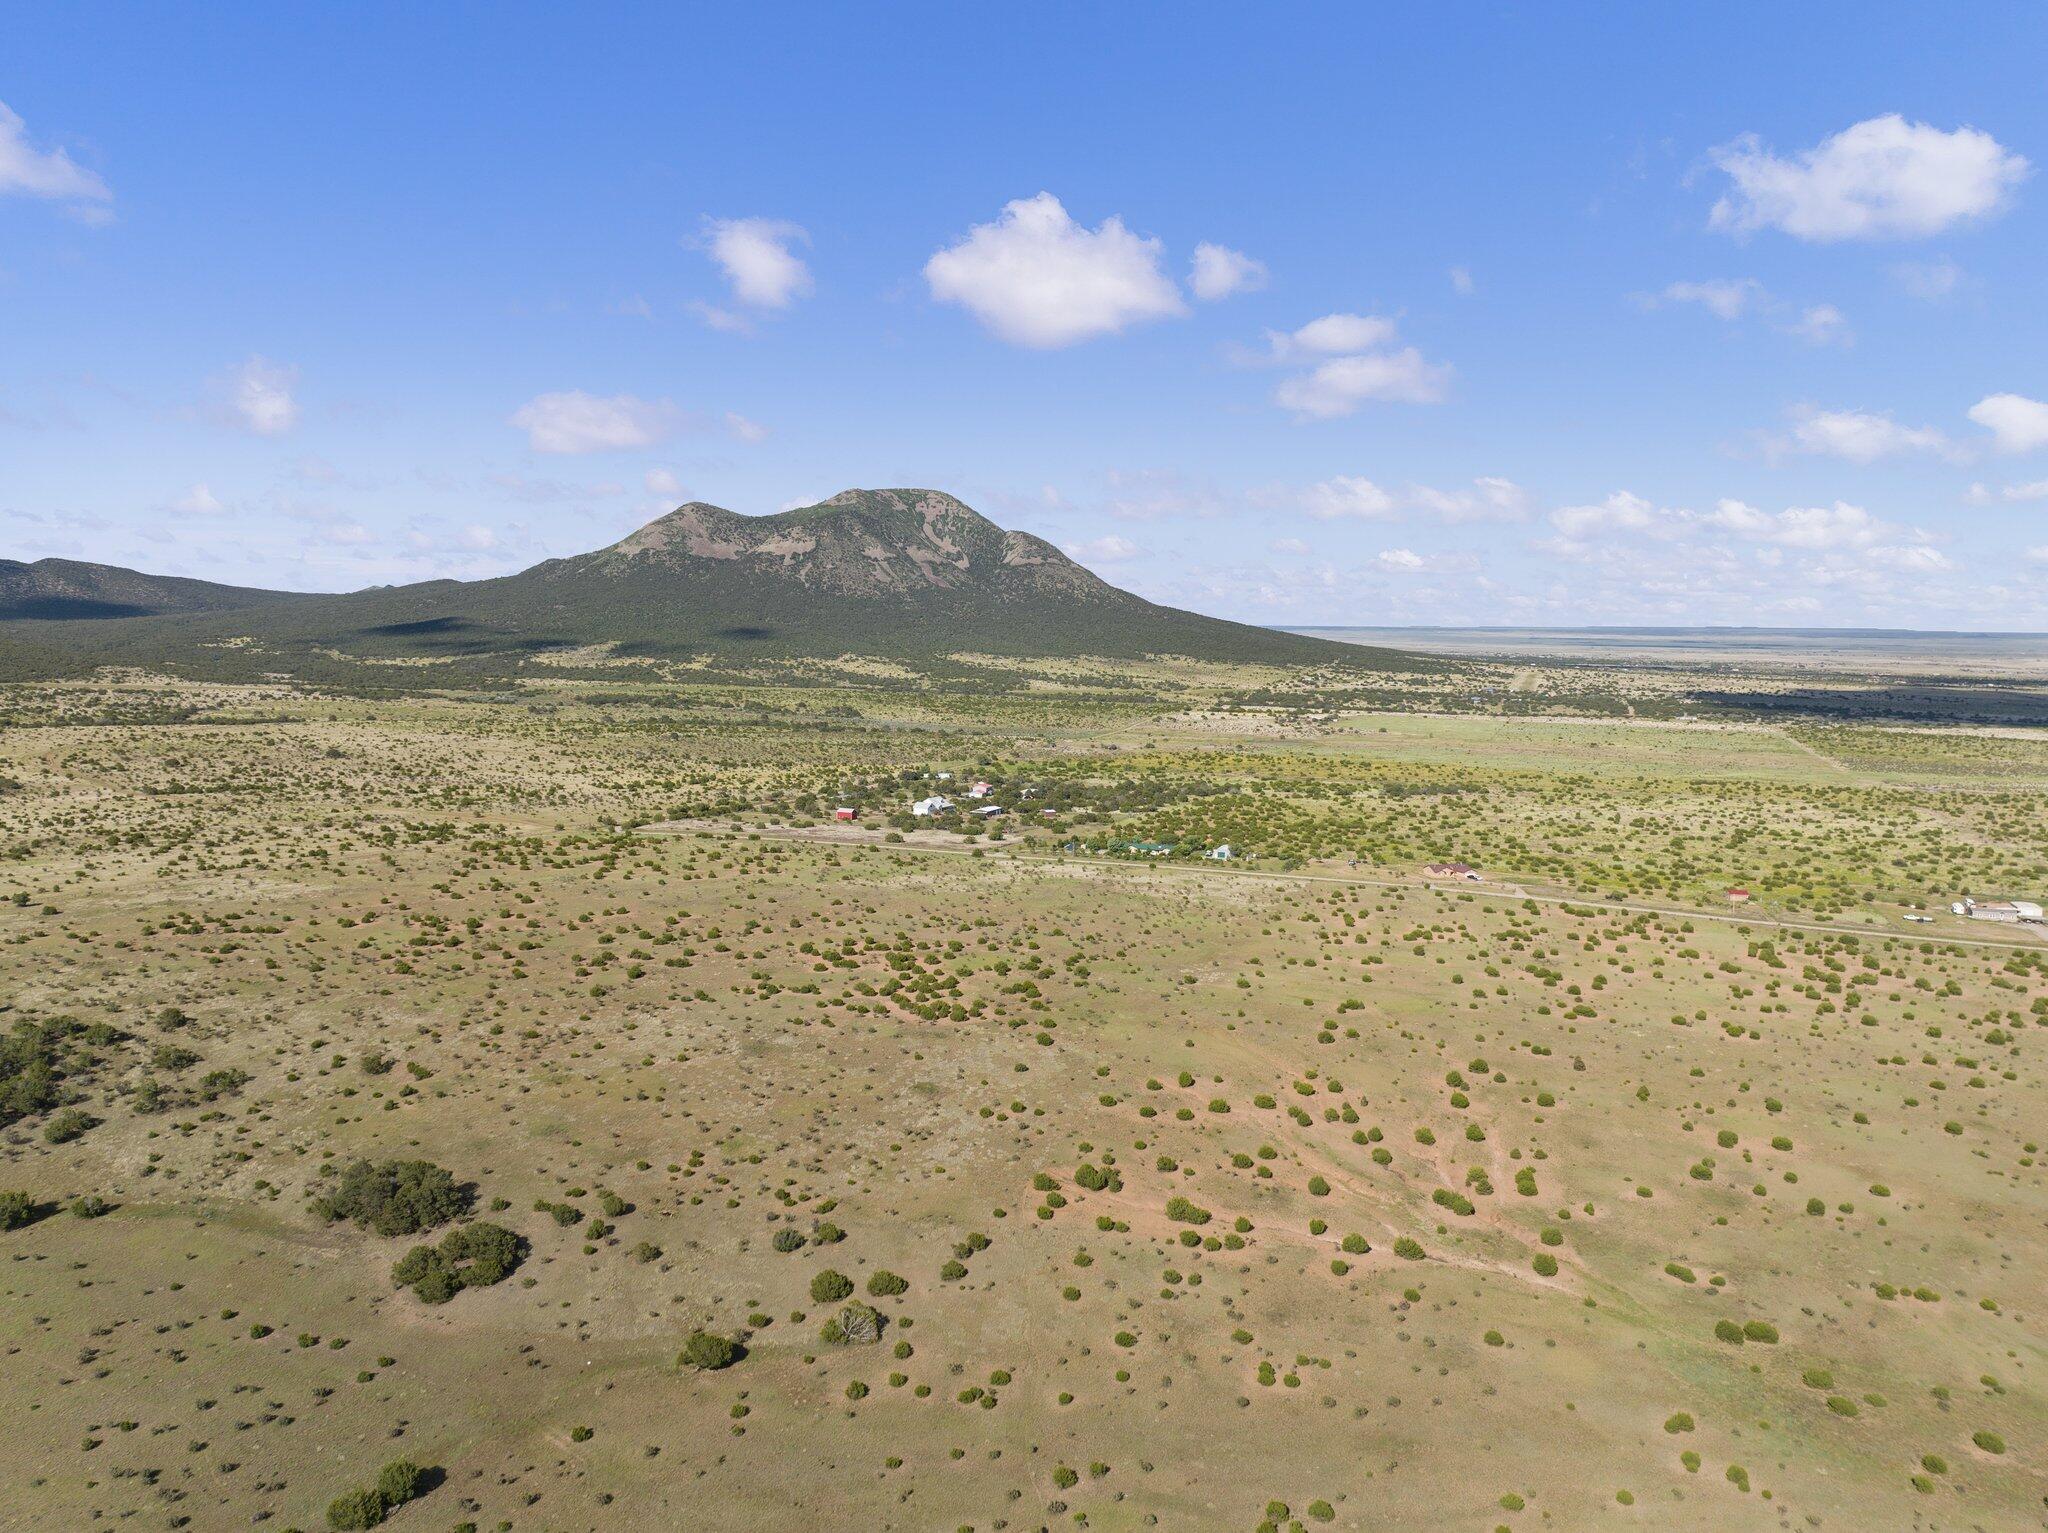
[645,468,686,499]
[1375,548,1426,572]
[0,100,111,213]
[1706,498,1899,551]
[1784,405,1950,462]
[1555,493,1940,569]
[1549,491,1673,540]
[510,391,683,453]
[225,356,300,436]
[1864,543,1953,572]
[1064,534,1141,562]
[1708,115,2029,241]
[1302,476,1398,520]
[1189,242,1266,301]
[923,193,1184,347]
[170,483,224,516]
[723,411,768,443]
[2026,545,2048,565]
[1787,303,1850,346]
[1969,478,2048,504]
[1652,278,1763,320]
[1449,266,1474,296]
[1275,348,1452,418]
[1260,312,1399,360]
[1968,393,2048,454]
[1406,476,1529,522]
[1891,257,1962,299]
[458,523,498,551]
[1270,536,1311,554]
[700,217,812,309]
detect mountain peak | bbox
[591,488,1081,601]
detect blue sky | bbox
[4,3,2047,628]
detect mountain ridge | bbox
[0,488,1425,679]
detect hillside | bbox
[0,557,309,622]
[0,489,1422,679]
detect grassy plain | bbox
[1,655,2043,1531]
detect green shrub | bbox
[375,1459,424,1507]
[810,1269,854,1304]
[0,1190,40,1231]
[866,1269,908,1297]
[679,1330,738,1371]
[42,1107,95,1144]
[772,1228,806,1253]
[325,1487,386,1530]
[314,1159,467,1237]
[1394,1237,1424,1260]
[391,1223,521,1302]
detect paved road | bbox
[638,820,2048,954]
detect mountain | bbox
[0,489,1424,678]
[0,557,310,621]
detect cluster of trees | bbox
[392,1223,522,1303]
[312,1158,468,1236]
[325,1459,431,1529]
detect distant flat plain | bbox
[1295,626,2048,678]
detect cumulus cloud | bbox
[1375,547,1426,572]
[1969,478,2048,504]
[1549,491,1674,540]
[510,391,683,454]
[1294,475,1525,523]
[1649,278,1764,320]
[1257,312,1400,361]
[1302,477,1398,520]
[1189,242,1266,301]
[1968,393,2048,454]
[1705,498,1901,551]
[700,217,812,309]
[1551,492,1942,573]
[924,193,1185,347]
[724,411,769,443]
[1787,303,1850,346]
[223,356,300,436]
[1782,406,1950,463]
[0,100,111,214]
[1708,115,2029,241]
[1275,348,1452,418]
[1405,476,1529,522]
[645,468,686,499]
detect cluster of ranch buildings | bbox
[829,790,2045,930]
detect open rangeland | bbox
[1,665,2043,1532]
